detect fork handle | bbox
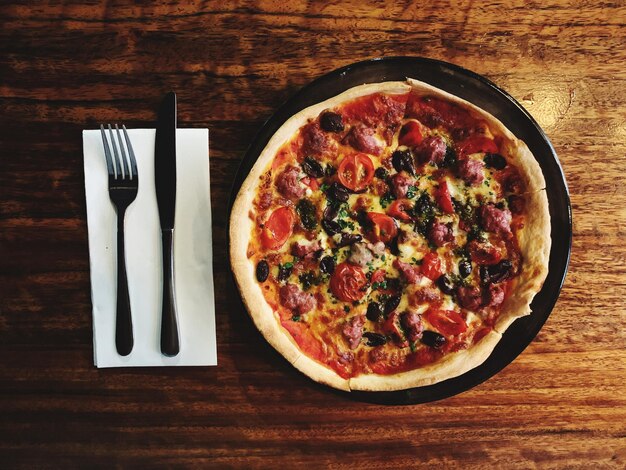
[116,209,134,356]
[160,229,180,356]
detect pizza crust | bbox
[292,353,350,391]
[495,188,551,333]
[348,330,502,391]
[231,256,304,366]
[230,78,551,392]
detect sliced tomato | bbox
[424,309,467,336]
[407,346,439,367]
[301,176,319,191]
[435,180,454,214]
[329,262,368,302]
[260,206,294,250]
[468,240,502,265]
[337,153,375,192]
[370,269,399,294]
[383,311,408,348]
[421,252,444,280]
[398,121,423,147]
[370,269,386,285]
[473,326,492,343]
[387,199,413,221]
[458,135,499,156]
[366,212,398,243]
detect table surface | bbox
[1,1,625,468]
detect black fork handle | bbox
[160,229,180,356]
[116,207,134,356]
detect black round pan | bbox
[230,57,572,404]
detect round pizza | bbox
[230,78,551,392]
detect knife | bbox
[155,91,180,357]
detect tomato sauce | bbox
[340,92,409,127]
[369,347,443,375]
[405,93,483,136]
[280,317,325,359]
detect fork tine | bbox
[115,124,131,180]
[100,124,115,177]
[122,125,138,180]
[108,124,122,179]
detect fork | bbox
[100,124,138,356]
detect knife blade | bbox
[155,91,180,357]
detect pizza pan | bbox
[229,57,572,405]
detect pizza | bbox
[230,78,551,392]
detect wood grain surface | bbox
[1,1,625,468]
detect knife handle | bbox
[160,229,180,356]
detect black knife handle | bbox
[160,229,180,356]
[116,208,134,356]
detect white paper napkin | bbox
[83,128,217,367]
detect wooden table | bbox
[1,1,625,467]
